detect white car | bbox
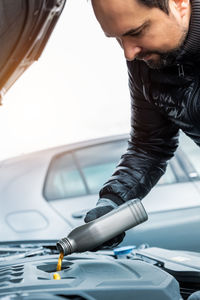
[1,131,200,251]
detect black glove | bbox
[84,198,126,250]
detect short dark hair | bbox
[89,0,170,14]
[138,0,169,14]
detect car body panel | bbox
[0,151,72,241]
[124,205,200,251]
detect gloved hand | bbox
[84,198,126,250]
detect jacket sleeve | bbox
[99,60,179,205]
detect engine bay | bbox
[0,241,199,300]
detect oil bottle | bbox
[57,198,148,256]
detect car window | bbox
[44,139,177,201]
[44,153,87,200]
[179,133,200,177]
[75,140,127,194]
[157,163,176,185]
[44,140,128,200]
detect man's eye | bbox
[130,31,142,37]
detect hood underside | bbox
[0,0,66,104]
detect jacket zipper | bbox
[177,64,184,77]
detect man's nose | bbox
[121,39,142,61]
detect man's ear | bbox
[172,0,190,18]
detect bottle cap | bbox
[113,245,136,256]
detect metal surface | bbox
[57,199,148,255]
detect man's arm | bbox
[84,60,179,248]
[99,60,179,204]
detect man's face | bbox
[91,0,191,69]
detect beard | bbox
[135,28,188,69]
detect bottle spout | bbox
[56,237,72,256]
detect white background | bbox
[0,0,130,160]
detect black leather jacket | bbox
[99,0,200,205]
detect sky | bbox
[0,0,131,160]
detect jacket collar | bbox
[177,0,200,61]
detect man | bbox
[84,0,200,248]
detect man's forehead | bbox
[91,0,152,24]
[91,0,151,38]
[91,0,143,14]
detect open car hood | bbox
[0,0,66,104]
